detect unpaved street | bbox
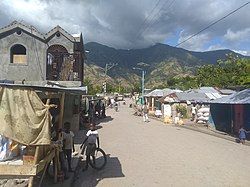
[74,100,250,187]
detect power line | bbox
[132,0,176,48]
[175,1,250,47]
[133,0,163,42]
[140,0,176,35]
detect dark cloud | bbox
[0,0,249,54]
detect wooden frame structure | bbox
[0,84,87,186]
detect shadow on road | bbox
[73,154,125,187]
[96,116,114,125]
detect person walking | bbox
[80,123,100,171]
[142,104,149,122]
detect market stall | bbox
[0,83,87,186]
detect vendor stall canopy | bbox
[0,83,87,146]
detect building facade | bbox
[0,21,85,84]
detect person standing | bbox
[101,103,106,118]
[239,127,249,144]
[62,122,75,172]
[191,104,197,121]
[142,104,149,122]
[89,102,94,123]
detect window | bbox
[10,44,27,64]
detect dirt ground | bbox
[74,99,250,187]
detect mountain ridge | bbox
[84,42,249,89]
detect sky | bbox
[0,0,249,55]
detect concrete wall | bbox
[0,31,47,81]
[47,34,74,54]
[63,94,80,133]
[0,30,75,81]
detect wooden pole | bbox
[54,92,65,183]
[28,146,41,187]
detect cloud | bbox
[0,0,249,52]
[233,50,250,56]
[177,32,210,51]
[224,28,250,42]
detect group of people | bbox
[89,101,106,123]
[51,120,100,179]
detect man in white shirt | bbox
[80,123,100,171]
[191,104,197,121]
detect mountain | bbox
[84,42,248,89]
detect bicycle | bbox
[89,147,107,170]
[73,147,107,183]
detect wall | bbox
[63,94,80,133]
[47,34,74,54]
[0,30,47,81]
[0,29,75,82]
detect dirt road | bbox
[74,100,250,187]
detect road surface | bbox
[74,100,250,187]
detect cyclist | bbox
[80,123,100,171]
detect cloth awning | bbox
[0,86,51,145]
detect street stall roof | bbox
[159,92,210,103]
[0,83,87,95]
[208,89,250,104]
[145,88,179,97]
[187,87,220,94]
[218,89,236,95]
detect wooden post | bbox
[58,93,65,129]
[28,146,41,187]
[54,92,65,183]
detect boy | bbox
[80,123,100,171]
[62,122,75,172]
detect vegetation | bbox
[167,54,250,90]
[176,105,188,118]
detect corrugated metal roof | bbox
[209,89,250,104]
[187,87,220,94]
[219,89,236,95]
[0,83,87,95]
[205,93,222,100]
[175,92,210,102]
[145,88,174,97]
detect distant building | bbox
[0,21,85,84]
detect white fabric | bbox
[0,87,51,145]
[191,107,197,114]
[86,130,98,144]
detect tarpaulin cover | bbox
[0,87,51,145]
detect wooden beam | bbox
[36,149,55,174]
[58,92,65,129]
[28,145,41,187]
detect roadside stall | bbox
[0,83,86,186]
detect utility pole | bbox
[103,63,117,95]
[133,67,146,105]
[142,70,145,102]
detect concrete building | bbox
[0,21,86,132]
[0,21,85,83]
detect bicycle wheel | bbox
[89,148,107,170]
